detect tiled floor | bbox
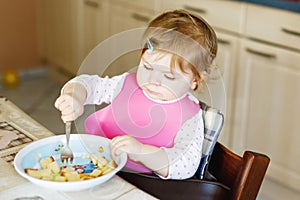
[1,66,300,199]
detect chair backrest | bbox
[208,142,270,200]
[196,101,224,179]
[197,101,270,199]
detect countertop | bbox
[236,0,300,13]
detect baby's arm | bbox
[110,110,204,179]
[66,73,128,105]
[55,73,128,122]
[161,111,204,179]
[111,135,169,177]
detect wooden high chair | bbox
[119,142,270,200]
[207,142,270,200]
[118,101,270,200]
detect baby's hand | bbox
[110,135,143,161]
[54,94,84,122]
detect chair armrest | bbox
[208,142,270,200]
[232,151,270,200]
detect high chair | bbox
[118,101,270,200]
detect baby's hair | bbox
[141,10,218,90]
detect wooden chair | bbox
[207,142,270,200]
[118,99,270,199]
[118,142,270,200]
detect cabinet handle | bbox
[131,13,150,23]
[183,5,207,14]
[217,39,231,45]
[84,0,99,8]
[281,27,300,38]
[246,48,276,59]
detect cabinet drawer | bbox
[111,0,159,11]
[161,0,246,34]
[246,4,300,51]
[110,4,155,35]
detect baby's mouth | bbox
[144,88,163,100]
[146,88,159,95]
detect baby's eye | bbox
[143,64,153,71]
[164,73,175,80]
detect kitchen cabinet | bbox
[233,4,300,192]
[210,32,240,147]
[109,2,154,35]
[160,0,246,34]
[80,0,110,59]
[104,0,157,76]
[193,31,240,147]
[245,4,300,51]
[38,0,81,75]
[39,0,111,75]
[233,39,300,192]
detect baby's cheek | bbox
[137,73,150,87]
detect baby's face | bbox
[136,50,195,101]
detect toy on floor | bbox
[2,70,20,88]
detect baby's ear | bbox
[191,79,198,90]
[192,71,209,90]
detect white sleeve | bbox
[158,110,204,180]
[65,72,128,105]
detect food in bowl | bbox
[14,134,127,191]
[24,154,117,182]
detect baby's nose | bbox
[149,71,162,85]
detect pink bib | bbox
[85,73,200,173]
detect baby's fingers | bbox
[54,95,70,110]
[54,96,64,109]
[110,137,126,156]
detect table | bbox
[0,97,157,200]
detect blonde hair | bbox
[141,10,218,90]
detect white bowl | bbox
[14,134,127,191]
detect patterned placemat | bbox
[0,121,34,151]
[0,152,18,165]
[0,121,37,164]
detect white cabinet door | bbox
[233,39,300,192]
[197,31,240,148]
[109,3,153,35]
[38,0,80,74]
[81,0,110,58]
[214,32,240,148]
[106,3,155,76]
